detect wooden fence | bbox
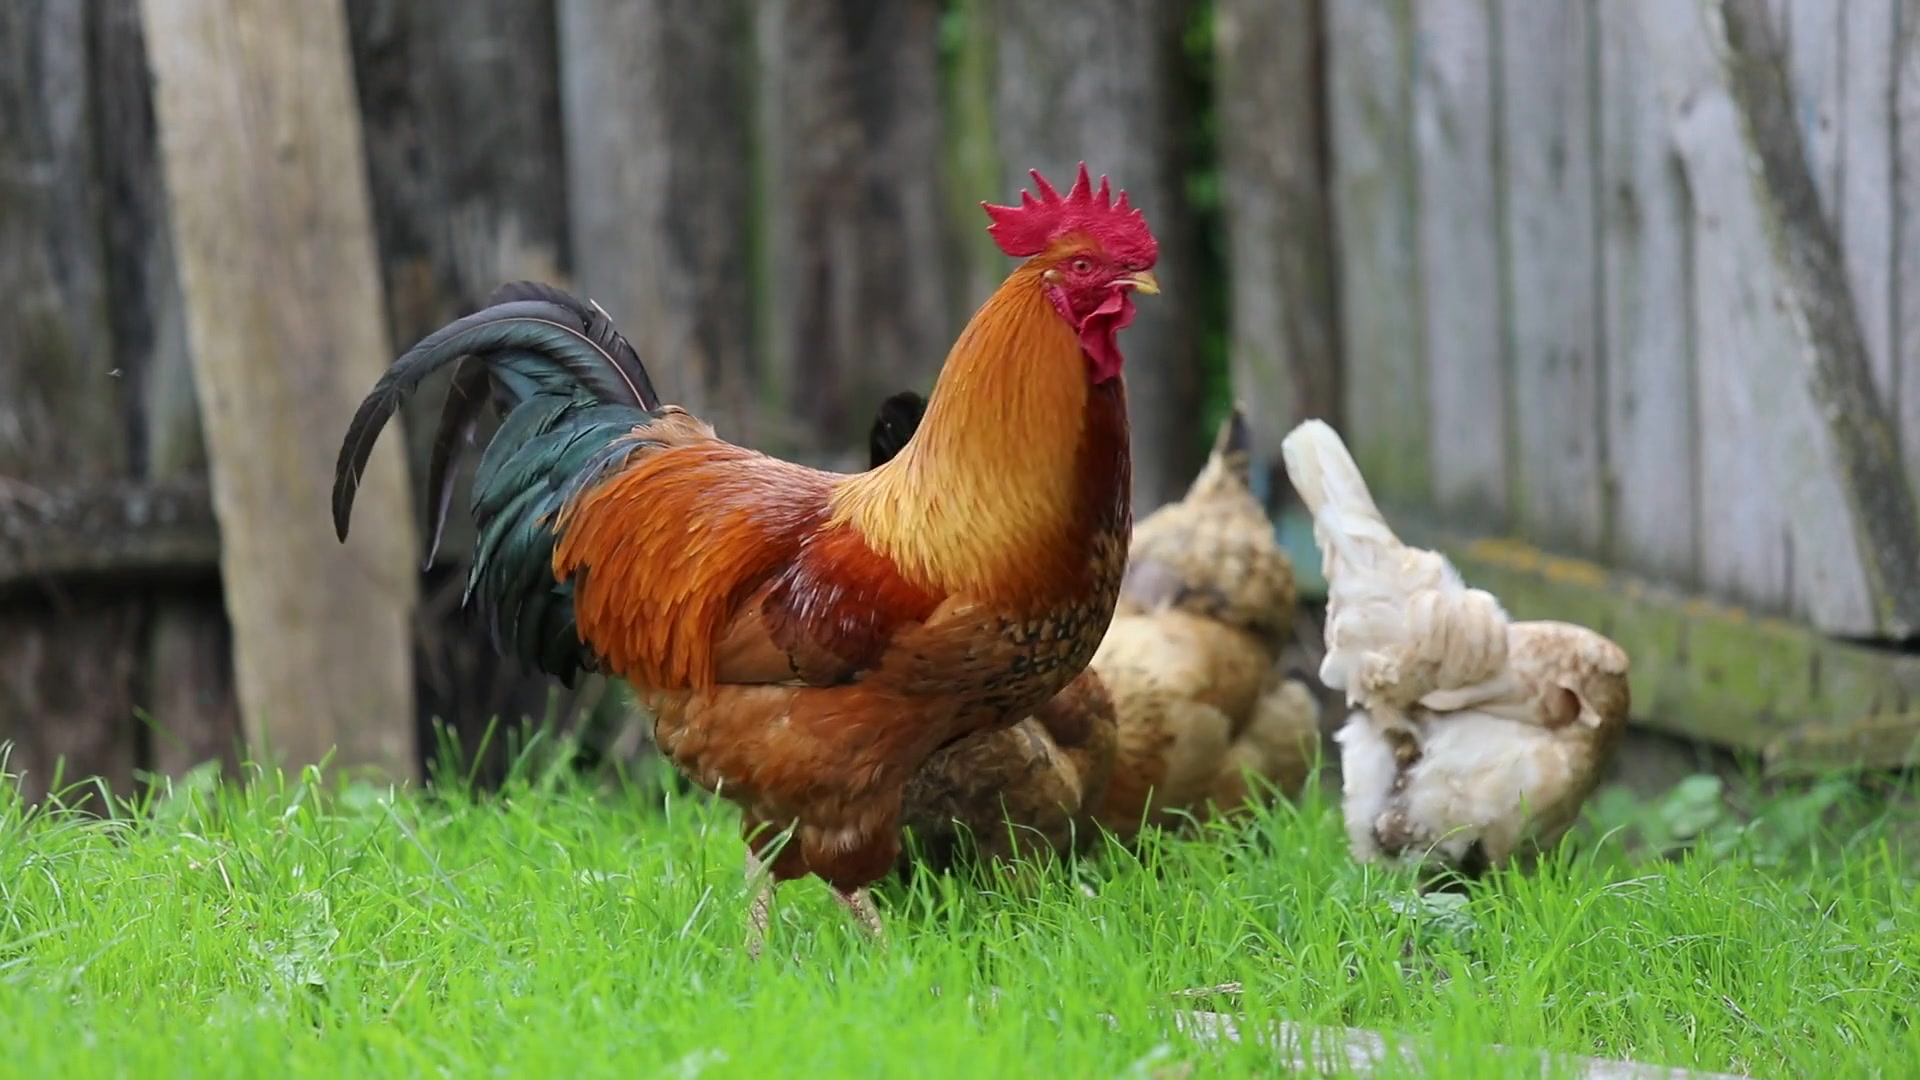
[1325,0,1920,640]
[1,0,1277,802]
[8,0,1920,799]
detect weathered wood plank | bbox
[939,0,1005,323]
[141,0,419,780]
[989,0,1204,511]
[1895,0,1920,484]
[1638,2,1797,617]
[1324,0,1427,508]
[347,0,568,348]
[1780,0,1899,403]
[1840,0,1899,404]
[1498,0,1606,551]
[91,0,239,783]
[1782,1,1845,207]
[1720,0,1920,636]
[557,0,758,443]
[754,0,954,461]
[0,2,142,804]
[1214,0,1340,497]
[1596,1,1701,584]
[1411,0,1506,523]
[1624,0,1886,634]
[0,481,218,589]
[1168,1009,1756,1080]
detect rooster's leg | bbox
[831,886,887,945]
[744,849,776,960]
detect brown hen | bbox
[1088,406,1321,839]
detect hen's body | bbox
[334,164,1159,948]
[1089,407,1319,837]
[898,669,1118,873]
[1280,420,1629,874]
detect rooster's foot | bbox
[832,886,887,946]
[744,849,776,961]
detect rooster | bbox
[333,164,1160,955]
[1279,419,1630,876]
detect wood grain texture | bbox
[0,481,218,588]
[1839,0,1899,404]
[1411,0,1506,523]
[939,0,1006,325]
[1779,0,1898,401]
[1720,0,1920,635]
[1497,0,1606,552]
[1214,0,1340,492]
[1597,0,1702,584]
[988,0,1204,512]
[141,0,419,779]
[754,0,954,460]
[556,0,757,441]
[1324,0,1427,508]
[1896,0,1920,489]
[0,2,141,803]
[1622,0,1880,633]
[92,0,240,784]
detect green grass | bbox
[1,756,1915,1079]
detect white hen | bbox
[1280,420,1631,875]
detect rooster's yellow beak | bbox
[1121,270,1160,296]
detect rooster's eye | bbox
[1071,258,1094,274]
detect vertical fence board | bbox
[93,0,240,779]
[142,0,420,779]
[989,0,1204,511]
[755,0,954,463]
[1838,0,1899,403]
[1630,0,1879,631]
[1654,3,1797,613]
[0,3,141,803]
[940,0,1006,322]
[1413,0,1507,522]
[1325,0,1426,507]
[1785,0,1898,402]
[1597,1,1702,583]
[1899,0,1920,477]
[558,0,758,441]
[1721,0,1920,635]
[1498,0,1606,552]
[1215,0,1340,495]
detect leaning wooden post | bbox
[140,0,420,782]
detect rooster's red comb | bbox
[981,162,1158,266]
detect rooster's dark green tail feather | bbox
[333,282,665,685]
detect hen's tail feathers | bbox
[1210,403,1252,486]
[868,390,928,469]
[1279,420,1395,543]
[1279,419,1422,588]
[332,283,660,546]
